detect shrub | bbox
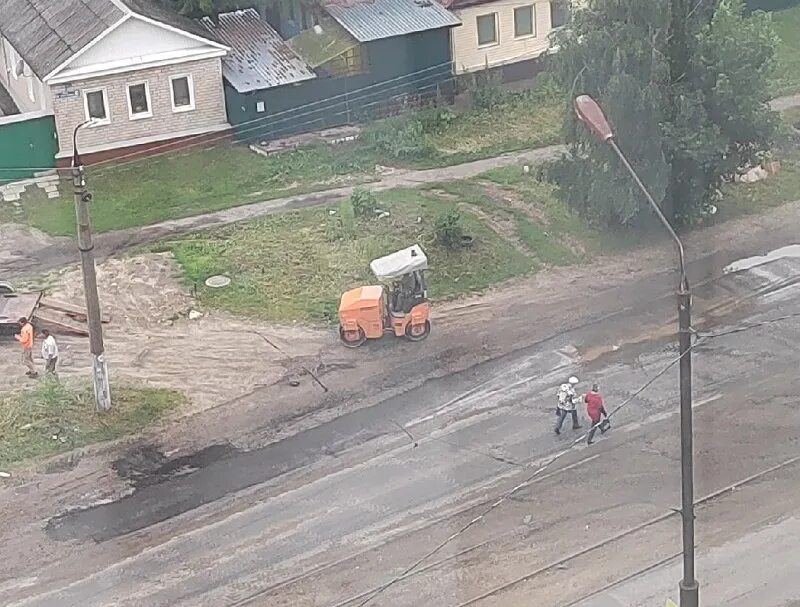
[434,208,465,248]
[416,106,457,134]
[468,69,505,111]
[350,188,377,218]
[362,116,436,160]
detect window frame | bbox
[476,12,499,48]
[126,80,152,120]
[169,74,195,113]
[83,87,111,126]
[550,0,569,29]
[514,5,536,38]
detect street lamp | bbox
[72,120,112,411]
[574,95,698,607]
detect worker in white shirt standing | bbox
[40,329,59,378]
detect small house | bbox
[439,0,568,80]
[0,0,231,163]
[205,0,460,141]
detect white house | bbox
[0,0,232,161]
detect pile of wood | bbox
[33,297,111,337]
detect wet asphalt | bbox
[12,250,800,606]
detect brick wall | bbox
[53,57,227,155]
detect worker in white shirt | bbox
[40,329,59,377]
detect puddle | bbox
[112,443,236,489]
[723,244,800,274]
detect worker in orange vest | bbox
[14,316,38,378]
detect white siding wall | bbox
[452,0,556,73]
[70,18,208,69]
[0,36,51,113]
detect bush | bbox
[434,208,465,248]
[326,198,357,241]
[350,188,377,218]
[362,116,436,160]
[416,106,457,134]
[468,69,505,111]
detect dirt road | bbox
[3,222,800,606]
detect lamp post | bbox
[574,95,698,607]
[72,120,111,411]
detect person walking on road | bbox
[555,376,581,434]
[41,329,59,378]
[585,383,610,445]
[14,317,38,378]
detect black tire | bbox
[339,326,366,348]
[405,320,431,342]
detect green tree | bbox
[547,0,779,227]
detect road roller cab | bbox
[338,245,431,347]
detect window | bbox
[476,13,498,47]
[550,0,569,28]
[514,6,535,38]
[84,88,110,124]
[256,100,266,113]
[170,75,195,112]
[127,81,152,119]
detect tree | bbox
[547,0,779,227]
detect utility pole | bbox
[72,121,111,411]
[574,95,698,607]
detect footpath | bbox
[4,93,800,278]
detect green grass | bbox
[425,98,563,159]
[769,5,800,96]
[3,144,380,236]
[0,381,185,469]
[160,189,534,323]
[718,149,800,218]
[1,90,564,236]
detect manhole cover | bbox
[205,275,231,288]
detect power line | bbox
[350,307,800,607]
[351,335,704,607]
[85,61,457,174]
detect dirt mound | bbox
[0,253,329,413]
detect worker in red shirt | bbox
[585,383,610,445]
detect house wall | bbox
[51,57,228,156]
[224,29,452,140]
[70,18,209,69]
[451,0,557,73]
[0,36,51,113]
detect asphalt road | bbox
[5,251,800,607]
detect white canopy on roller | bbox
[370,245,428,282]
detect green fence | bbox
[0,111,57,182]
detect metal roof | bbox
[0,0,221,80]
[322,0,461,43]
[202,10,316,93]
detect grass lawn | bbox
[0,92,563,236]
[0,144,380,236]
[425,98,563,159]
[160,188,538,323]
[769,5,800,97]
[0,381,185,469]
[718,149,800,218]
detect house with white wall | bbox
[0,0,231,162]
[438,0,569,76]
